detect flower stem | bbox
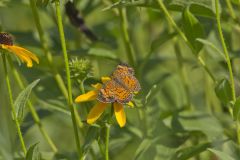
[173,40,191,109]
[225,0,237,20]
[1,53,27,155]
[157,0,216,83]
[215,0,239,143]
[29,0,83,129]
[105,124,110,160]
[54,0,82,157]
[119,8,136,67]
[215,0,236,101]
[7,56,58,152]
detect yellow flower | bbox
[75,77,134,127]
[0,32,39,67]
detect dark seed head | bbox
[0,33,13,45]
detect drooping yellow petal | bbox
[127,101,134,108]
[114,103,126,127]
[91,83,102,90]
[101,76,111,83]
[87,102,108,124]
[75,90,98,103]
[2,45,39,67]
[13,46,39,64]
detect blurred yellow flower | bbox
[0,32,39,67]
[75,77,134,127]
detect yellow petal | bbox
[114,103,126,127]
[13,46,39,64]
[87,102,108,124]
[75,90,98,103]
[127,101,134,108]
[91,83,102,90]
[2,45,39,67]
[101,76,111,83]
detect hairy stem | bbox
[29,0,83,128]
[215,0,238,143]
[119,8,136,67]
[55,0,82,157]
[1,54,27,155]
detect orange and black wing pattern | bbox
[97,63,141,104]
[97,80,133,104]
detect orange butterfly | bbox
[97,64,141,104]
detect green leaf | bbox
[14,79,40,122]
[196,38,225,59]
[83,126,99,153]
[36,0,49,7]
[233,97,240,120]
[182,7,205,54]
[102,0,215,18]
[215,79,233,105]
[88,48,117,60]
[26,143,40,160]
[134,138,159,160]
[171,142,211,160]
[150,32,177,52]
[169,0,216,18]
[208,148,235,160]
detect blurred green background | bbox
[1,0,240,159]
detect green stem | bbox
[54,0,82,158]
[119,8,136,67]
[173,40,191,109]
[157,0,216,83]
[7,56,58,152]
[215,0,239,144]
[215,0,236,101]
[29,0,83,129]
[1,54,27,155]
[225,0,237,20]
[29,0,68,98]
[105,124,110,160]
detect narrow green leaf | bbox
[83,126,99,152]
[102,0,215,18]
[182,7,205,54]
[14,79,40,122]
[233,97,240,120]
[26,143,40,160]
[215,79,233,105]
[208,148,235,160]
[134,137,160,159]
[88,48,117,60]
[150,32,177,52]
[171,142,211,160]
[196,38,225,59]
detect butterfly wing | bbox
[112,64,141,93]
[97,80,116,103]
[97,80,133,104]
[120,75,141,92]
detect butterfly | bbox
[97,63,141,104]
